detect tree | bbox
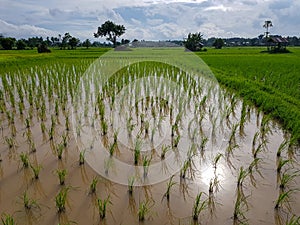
[263,20,273,38]
[94,21,126,47]
[82,39,91,49]
[61,33,71,49]
[37,41,51,53]
[16,39,27,50]
[184,32,204,51]
[121,39,130,45]
[68,37,80,49]
[50,36,60,47]
[213,38,224,49]
[45,37,52,46]
[0,37,16,50]
[27,37,43,49]
[51,36,55,45]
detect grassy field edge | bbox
[212,68,300,142]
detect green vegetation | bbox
[79,151,85,165]
[233,191,248,223]
[200,136,208,151]
[134,138,142,165]
[0,48,108,71]
[237,167,249,186]
[109,142,117,156]
[286,215,300,225]
[5,137,16,149]
[1,213,15,225]
[163,175,176,200]
[94,20,126,47]
[199,47,300,142]
[2,47,298,145]
[89,177,98,194]
[192,192,207,221]
[213,153,223,169]
[138,200,153,221]
[20,152,29,168]
[56,143,65,160]
[30,164,42,179]
[184,32,204,51]
[275,189,294,209]
[128,176,135,195]
[213,38,225,49]
[277,140,288,157]
[277,158,291,173]
[142,155,152,177]
[160,145,170,159]
[56,169,67,185]
[55,187,69,213]
[22,191,39,210]
[0,46,299,224]
[279,170,299,189]
[97,196,111,219]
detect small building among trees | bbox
[266,35,289,52]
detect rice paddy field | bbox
[0,47,299,225]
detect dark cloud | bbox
[49,8,63,17]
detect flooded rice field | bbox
[0,48,299,225]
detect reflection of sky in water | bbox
[71,48,300,224]
[194,157,227,187]
[191,137,229,187]
[202,164,219,186]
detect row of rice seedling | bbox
[199,49,300,143]
[0,60,92,224]
[1,48,299,224]
[74,54,299,223]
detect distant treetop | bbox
[94,21,126,47]
[183,32,204,51]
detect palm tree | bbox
[184,32,204,51]
[263,20,273,38]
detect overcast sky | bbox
[1,0,300,41]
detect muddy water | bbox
[1,70,300,225]
[1,102,299,225]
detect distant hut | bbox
[266,35,289,52]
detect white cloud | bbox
[204,4,232,12]
[0,0,299,40]
[147,19,164,26]
[0,19,57,38]
[130,18,142,26]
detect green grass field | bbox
[198,47,300,142]
[1,47,299,141]
[0,48,108,74]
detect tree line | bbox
[1,20,300,51]
[0,33,113,51]
[2,33,300,52]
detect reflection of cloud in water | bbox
[73,46,217,186]
[195,161,226,187]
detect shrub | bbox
[37,42,51,53]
